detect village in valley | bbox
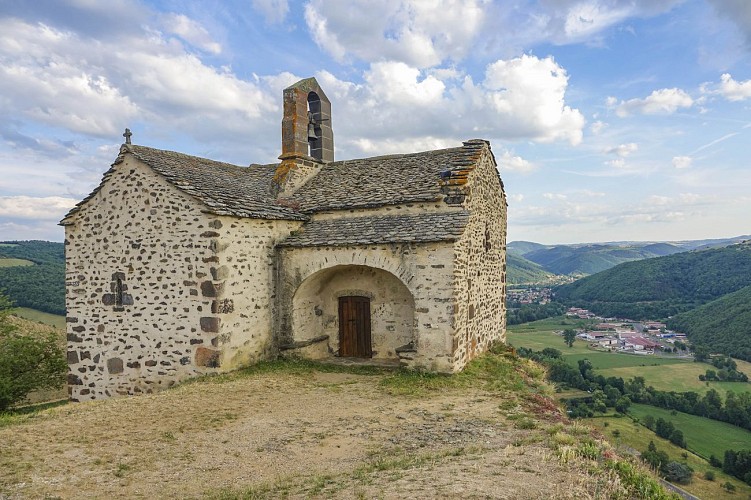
[565,307,690,356]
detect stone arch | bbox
[307,92,322,160]
[291,264,416,360]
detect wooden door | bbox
[338,296,372,358]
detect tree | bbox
[669,429,686,448]
[663,461,693,484]
[642,441,670,470]
[0,293,67,410]
[563,328,577,347]
[694,345,711,362]
[642,414,656,430]
[615,396,631,414]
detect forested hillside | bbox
[0,241,64,315]
[554,243,751,320]
[667,285,751,362]
[506,253,553,284]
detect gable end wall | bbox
[452,148,507,370]
[64,155,293,400]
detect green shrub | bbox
[0,294,67,410]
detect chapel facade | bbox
[61,78,508,401]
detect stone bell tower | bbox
[280,77,333,162]
[275,77,334,194]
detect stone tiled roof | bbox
[62,140,498,228]
[61,145,307,223]
[278,211,470,247]
[286,140,492,212]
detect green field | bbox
[508,316,751,397]
[12,308,66,329]
[628,403,751,460]
[0,258,34,267]
[599,363,751,396]
[587,414,750,499]
[564,352,686,370]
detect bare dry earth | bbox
[2,369,620,499]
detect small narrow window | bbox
[484,226,492,252]
[115,277,124,307]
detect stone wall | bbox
[276,242,457,371]
[451,145,507,370]
[64,155,298,400]
[210,216,301,370]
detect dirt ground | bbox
[1,368,623,499]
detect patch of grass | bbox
[0,258,34,267]
[564,352,686,370]
[628,403,751,460]
[600,363,750,396]
[113,462,131,478]
[12,307,66,329]
[0,399,68,428]
[605,459,679,500]
[380,343,547,397]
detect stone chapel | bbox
[61,77,508,401]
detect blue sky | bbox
[0,0,749,244]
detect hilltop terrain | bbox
[0,355,673,499]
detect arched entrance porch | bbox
[290,265,415,360]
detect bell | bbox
[308,122,318,140]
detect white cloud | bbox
[614,88,693,116]
[604,142,638,157]
[364,62,445,106]
[316,55,585,158]
[672,156,692,169]
[543,193,567,200]
[304,0,485,68]
[508,193,524,203]
[161,14,222,54]
[482,55,585,145]
[590,120,606,135]
[717,73,751,101]
[351,137,455,156]
[562,1,633,40]
[0,196,77,220]
[606,158,626,168]
[0,17,277,146]
[498,150,535,173]
[252,0,290,24]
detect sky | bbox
[0,0,749,245]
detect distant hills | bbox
[508,235,750,278]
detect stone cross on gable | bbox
[123,128,132,145]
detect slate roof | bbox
[286,140,491,212]
[62,140,497,228]
[62,144,307,223]
[278,211,470,247]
